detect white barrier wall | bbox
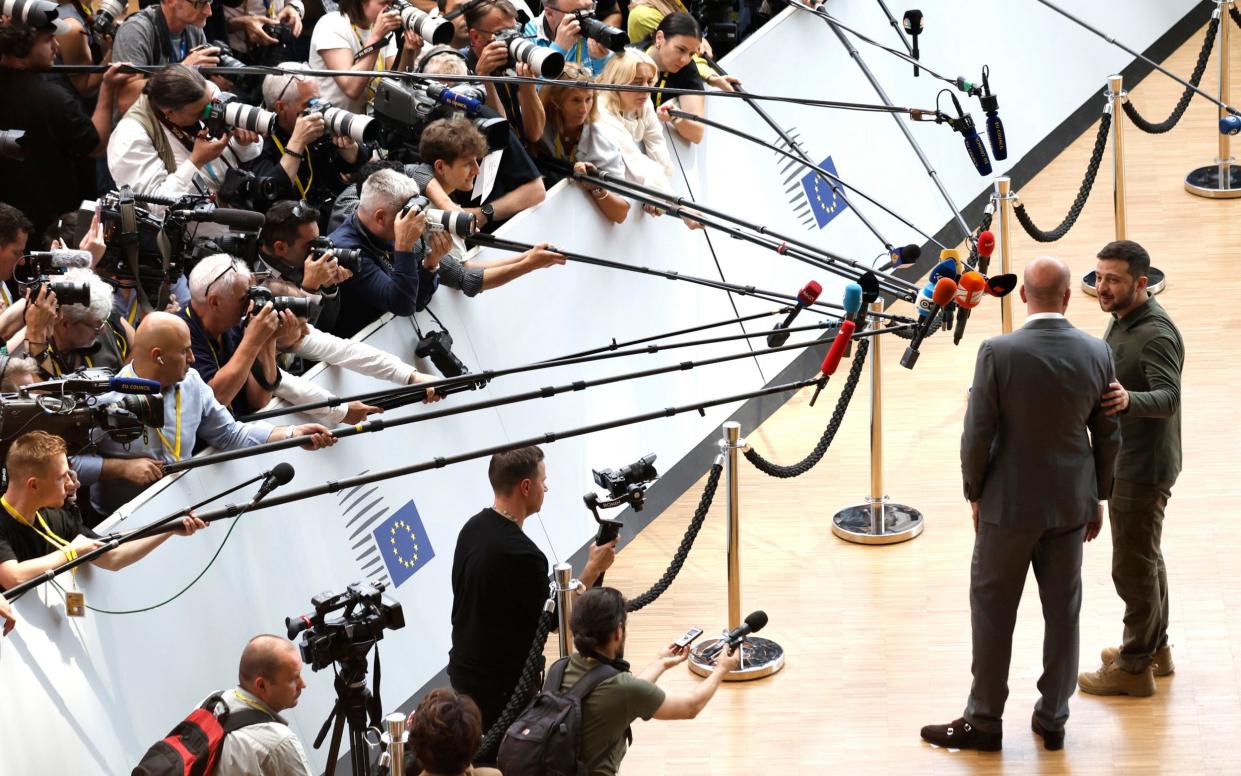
[0,2,1199,772]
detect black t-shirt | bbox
[652,59,705,109]
[0,71,100,236]
[448,508,549,690]
[0,505,98,571]
[179,306,253,416]
[449,131,541,232]
[249,127,369,215]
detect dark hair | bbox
[261,200,320,247]
[409,689,483,774]
[1096,240,1151,280]
[45,211,79,248]
[464,0,515,28]
[571,587,627,656]
[144,63,208,111]
[420,118,488,165]
[0,202,34,247]
[655,12,701,43]
[0,21,41,59]
[487,446,544,494]
[337,0,369,27]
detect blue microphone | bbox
[425,82,483,113]
[959,115,993,175]
[929,258,960,284]
[842,282,863,321]
[1221,115,1241,135]
[978,67,1007,161]
[109,375,162,394]
[886,243,922,269]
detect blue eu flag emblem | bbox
[799,156,848,230]
[373,501,435,588]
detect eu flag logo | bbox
[372,501,435,588]
[799,156,848,230]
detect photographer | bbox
[73,312,335,517]
[327,168,450,339]
[108,63,264,204]
[0,430,207,591]
[55,0,122,100]
[462,0,545,145]
[309,0,422,115]
[417,46,546,233]
[111,0,221,114]
[0,204,33,318]
[15,268,133,378]
[0,16,134,236]
[449,446,616,732]
[222,0,304,57]
[415,118,565,296]
[254,63,369,214]
[540,587,742,776]
[523,0,617,76]
[0,355,40,392]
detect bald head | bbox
[1021,256,1071,313]
[239,634,298,686]
[134,312,189,353]
[133,312,194,387]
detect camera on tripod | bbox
[584,454,658,545]
[307,236,363,273]
[246,285,317,318]
[285,581,405,672]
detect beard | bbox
[1098,283,1135,313]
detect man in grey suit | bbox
[921,257,1121,752]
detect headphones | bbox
[156,356,166,364]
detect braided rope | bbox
[1122,17,1218,133]
[1013,111,1111,242]
[475,609,556,762]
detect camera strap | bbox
[116,192,161,315]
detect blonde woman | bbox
[595,48,674,191]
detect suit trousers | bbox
[965,520,1085,734]
[1109,478,1173,672]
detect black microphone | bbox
[173,205,266,231]
[703,610,768,659]
[767,280,822,347]
[253,462,295,503]
[902,10,923,77]
[883,243,921,271]
[979,66,1007,161]
[901,277,956,370]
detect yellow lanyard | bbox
[554,131,579,163]
[153,386,183,461]
[45,342,93,376]
[653,72,670,108]
[353,25,385,102]
[1,496,76,560]
[272,134,315,199]
[127,293,139,324]
[1,284,10,308]
[232,689,275,716]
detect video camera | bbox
[307,236,363,274]
[285,581,405,672]
[373,78,509,159]
[245,285,316,318]
[569,10,628,51]
[584,454,658,545]
[400,195,476,237]
[15,250,93,307]
[192,228,261,266]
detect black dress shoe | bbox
[1031,713,1064,751]
[920,717,1002,751]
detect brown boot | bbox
[1078,661,1156,697]
[1101,644,1175,677]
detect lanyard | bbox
[1,496,76,560]
[352,25,385,102]
[127,293,140,324]
[554,131,579,163]
[654,72,670,108]
[45,342,93,376]
[272,133,315,199]
[1,283,10,307]
[183,307,222,368]
[154,386,184,461]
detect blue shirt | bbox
[524,14,611,76]
[326,214,439,339]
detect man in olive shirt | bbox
[1079,240,1184,698]
[560,588,741,775]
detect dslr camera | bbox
[303,97,380,146]
[584,454,659,547]
[202,93,276,139]
[415,329,470,379]
[15,252,92,306]
[400,195,477,237]
[306,236,363,274]
[493,28,565,78]
[245,286,316,318]
[569,9,628,51]
[285,581,405,671]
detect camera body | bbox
[262,22,297,49]
[569,10,628,51]
[415,329,470,379]
[285,581,405,672]
[245,285,316,318]
[219,168,280,211]
[21,277,91,307]
[593,454,659,501]
[306,236,362,274]
[400,195,477,237]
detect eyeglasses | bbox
[75,318,107,333]
[274,71,309,106]
[204,263,238,298]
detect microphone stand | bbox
[665,107,947,251]
[2,471,268,602]
[796,3,975,246]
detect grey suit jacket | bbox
[961,317,1122,529]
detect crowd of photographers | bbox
[0,0,799,770]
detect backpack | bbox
[131,692,275,776]
[496,656,625,776]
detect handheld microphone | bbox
[842,282,863,322]
[978,66,1007,161]
[984,273,1017,298]
[929,252,960,284]
[955,271,986,309]
[173,206,266,231]
[253,462,295,504]
[902,10,923,77]
[702,610,768,659]
[808,319,855,407]
[901,277,956,369]
[946,94,991,175]
[977,230,996,259]
[1221,115,1241,135]
[767,280,822,347]
[856,271,881,310]
[886,243,921,269]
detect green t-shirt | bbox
[559,654,666,776]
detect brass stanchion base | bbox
[688,636,784,681]
[1081,267,1166,297]
[831,498,923,545]
[1185,162,1241,198]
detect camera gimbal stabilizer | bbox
[583,454,658,587]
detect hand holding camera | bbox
[182,44,221,69]
[394,207,429,252]
[289,111,326,151]
[554,14,582,50]
[241,301,281,349]
[190,131,232,169]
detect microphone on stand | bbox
[955,271,986,309]
[901,277,957,369]
[808,318,856,407]
[768,280,823,347]
[702,610,768,660]
[945,93,992,176]
[985,273,1018,297]
[882,243,922,271]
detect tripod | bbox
[315,652,384,776]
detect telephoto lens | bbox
[424,208,476,237]
[392,0,454,45]
[222,101,277,135]
[92,0,125,36]
[307,237,363,274]
[572,10,628,51]
[208,40,247,70]
[305,99,379,145]
[0,0,61,29]
[47,280,92,307]
[494,28,564,78]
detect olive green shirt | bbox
[1103,296,1184,485]
[560,653,666,776]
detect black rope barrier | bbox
[1013,111,1111,242]
[744,336,869,477]
[1122,17,1218,134]
[1232,4,1241,29]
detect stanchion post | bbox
[1107,74,1129,239]
[1187,1,1241,197]
[992,177,1017,334]
[553,563,577,658]
[381,713,407,776]
[688,421,784,680]
[831,304,924,544]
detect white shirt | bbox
[309,11,397,114]
[107,114,264,202]
[1024,311,1067,325]
[595,102,675,192]
[215,688,313,776]
[272,369,349,425]
[292,325,419,385]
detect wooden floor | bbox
[577,20,1241,775]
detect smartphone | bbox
[674,627,704,648]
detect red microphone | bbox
[809,319,856,406]
[977,230,996,258]
[768,280,824,348]
[901,277,957,369]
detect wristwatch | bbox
[480,203,495,224]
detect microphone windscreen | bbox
[206,208,266,231]
[857,271,880,302]
[821,320,856,376]
[977,231,996,257]
[929,258,959,284]
[798,280,823,306]
[842,283,863,316]
[956,271,986,309]
[744,610,768,632]
[108,375,162,395]
[902,244,921,261]
[272,462,296,485]
[985,273,1017,297]
[932,277,958,307]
